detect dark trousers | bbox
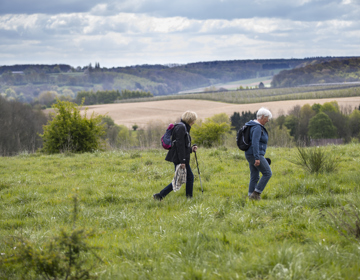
[160,163,194,198]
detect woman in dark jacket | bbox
[245,107,272,200]
[153,111,198,201]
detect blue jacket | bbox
[244,120,269,160]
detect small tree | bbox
[192,114,231,148]
[62,88,75,99]
[4,195,103,280]
[230,111,256,131]
[311,103,322,114]
[349,109,360,139]
[38,91,58,107]
[284,115,299,138]
[101,116,121,148]
[132,124,139,131]
[321,101,339,113]
[308,112,337,139]
[207,113,230,125]
[40,100,105,153]
[118,125,132,148]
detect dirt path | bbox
[81,97,360,128]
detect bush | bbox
[40,100,105,153]
[2,195,102,280]
[289,146,339,174]
[267,124,294,147]
[192,119,231,148]
[101,116,121,148]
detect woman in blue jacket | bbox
[245,107,272,200]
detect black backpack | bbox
[236,125,251,151]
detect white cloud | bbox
[0,1,359,67]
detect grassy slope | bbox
[1,145,360,279]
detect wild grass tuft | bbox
[289,146,339,174]
[1,195,102,280]
[325,198,360,240]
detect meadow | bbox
[1,144,360,279]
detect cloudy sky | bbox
[0,0,359,67]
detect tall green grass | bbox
[1,145,360,279]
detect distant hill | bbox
[1,57,358,104]
[0,64,72,74]
[271,57,360,87]
[108,58,333,89]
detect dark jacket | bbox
[244,120,269,160]
[165,120,192,164]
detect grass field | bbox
[1,145,360,279]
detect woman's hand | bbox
[254,160,260,167]
[192,145,198,152]
[180,163,186,169]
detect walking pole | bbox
[194,151,203,193]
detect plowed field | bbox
[81,97,360,128]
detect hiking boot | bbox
[249,192,261,200]
[153,193,163,201]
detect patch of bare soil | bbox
[80,97,360,128]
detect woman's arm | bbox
[175,124,187,164]
[251,125,262,161]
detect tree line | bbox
[0,96,47,156]
[229,102,360,146]
[75,89,153,105]
[1,97,360,157]
[277,102,360,144]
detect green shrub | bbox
[192,115,231,148]
[289,146,339,174]
[2,195,102,280]
[40,100,105,153]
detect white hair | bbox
[257,107,272,120]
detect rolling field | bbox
[1,145,360,279]
[179,76,273,93]
[81,96,360,128]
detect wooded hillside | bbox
[1,57,355,104]
[271,57,360,87]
